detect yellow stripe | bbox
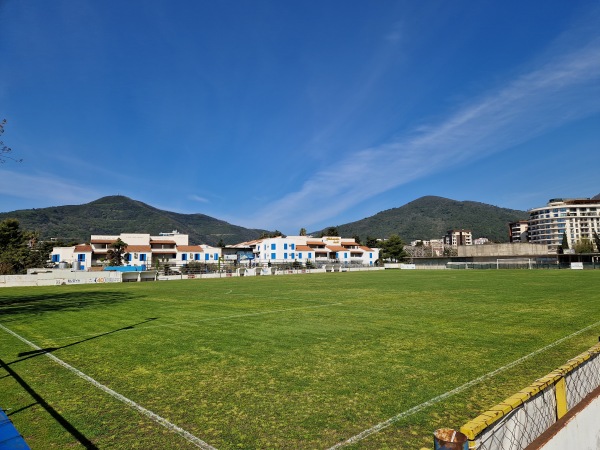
[555,377,568,419]
[461,342,600,440]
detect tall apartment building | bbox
[443,229,472,247]
[508,220,529,243]
[527,198,600,250]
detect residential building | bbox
[443,229,473,248]
[527,198,600,251]
[509,220,529,243]
[50,231,222,270]
[229,236,379,266]
[408,239,446,257]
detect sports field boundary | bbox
[0,323,217,450]
[327,319,600,449]
[460,340,600,450]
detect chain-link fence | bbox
[460,342,600,450]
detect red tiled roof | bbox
[177,245,204,252]
[150,239,176,244]
[74,245,92,252]
[307,240,325,245]
[360,246,374,252]
[326,245,346,252]
[295,245,312,251]
[126,245,152,252]
[90,239,116,244]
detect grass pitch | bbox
[1,270,599,449]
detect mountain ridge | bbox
[0,194,539,245]
[0,195,267,246]
[314,195,529,243]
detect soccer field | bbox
[1,270,599,449]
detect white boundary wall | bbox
[1,266,384,286]
[159,266,384,281]
[532,389,600,450]
[0,269,122,287]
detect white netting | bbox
[474,386,556,450]
[464,344,600,450]
[496,259,532,269]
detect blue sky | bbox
[1,1,599,235]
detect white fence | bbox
[460,342,600,450]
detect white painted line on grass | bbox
[0,323,218,450]
[327,318,600,449]
[46,302,343,341]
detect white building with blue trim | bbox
[230,236,379,266]
[50,231,222,270]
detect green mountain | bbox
[0,195,267,246]
[1,195,530,246]
[317,196,529,243]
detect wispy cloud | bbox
[246,32,600,231]
[189,194,209,203]
[0,169,101,208]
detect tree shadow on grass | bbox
[0,317,159,449]
[12,317,158,363]
[0,289,139,322]
[0,357,99,449]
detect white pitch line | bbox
[327,318,600,449]
[45,302,342,341]
[0,323,217,450]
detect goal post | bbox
[496,258,532,269]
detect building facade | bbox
[51,231,222,270]
[444,229,473,248]
[50,232,377,270]
[527,198,600,251]
[229,236,379,266]
[509,220,529,243]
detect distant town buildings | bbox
[407,230,476,258]
[48,197,600,271]
[444,229,473,247]
[510,198,600,251]
[50,233,379,269]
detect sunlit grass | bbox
[1,270,599,449]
